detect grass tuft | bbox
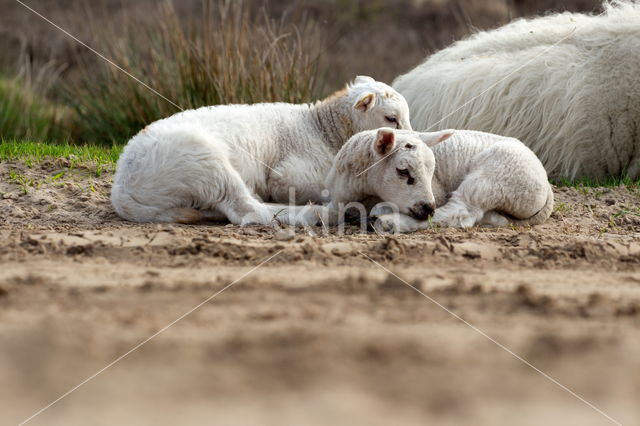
[0,140,121,165]
[65,0,320,145]
[553,176,640,188]
[0,74,71,142]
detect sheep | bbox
[392,0,640,181]
[324,128,553,233]
[110,76,411,225]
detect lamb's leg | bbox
[198,161,273,226]
[479,210,510,227]
[371,213,425,234]
[179,168,275,226]
[371,208,507,233]
[217,192,275,226]
[264,203,340,227]
[430,170,494,228]
[431,193,485,228]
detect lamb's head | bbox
[347,76,412,133]
[365,128,451,220]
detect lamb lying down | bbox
[324,128,554,233]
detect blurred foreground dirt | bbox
[1,160,639,425]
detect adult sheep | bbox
[111,76,411,225]
[393,0,640,181]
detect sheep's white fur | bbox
[111,76,411,225]
[393,1,640,181]
[325,129,553,233]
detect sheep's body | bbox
[326,129,553,232]
[393,0,640,180]
[112,103,332,225]
[111,76,411,225]
[425,130,553,229]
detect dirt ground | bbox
[1,159,639,426]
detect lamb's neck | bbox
[309,92,355,153]
[430,176,449,207]
[431,151,461,206]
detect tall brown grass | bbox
[0,58,71,142]
[65,1,321,145]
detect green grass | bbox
[2,140,639,191]
[0,76,71,142]
[0,140,121,166]
[553,176,640,188]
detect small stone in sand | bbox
[274,229,295,242]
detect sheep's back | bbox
[394,1,640,180]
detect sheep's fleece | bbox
[340,129,554,233]
[393,0,640,181]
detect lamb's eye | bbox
[397,168,415,185]
[396,168,410,177]
[385,116,398,124]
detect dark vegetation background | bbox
[0,0,602,144]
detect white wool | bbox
[111,76,411,225]
[393,1,640,180]
[325,129,553,232]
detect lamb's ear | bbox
[419,130,454,147]
[373,129,396,156]
[354,75,375,85]
[354,93,376,112]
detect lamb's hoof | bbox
[432,212,476,229]
[371,214,415,234]
[437,217,475,228]
[479,211,509,227]
[240,211,276,226]
[371,218,391,234]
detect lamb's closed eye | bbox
[385,116,399,129]
[396,168,415,185]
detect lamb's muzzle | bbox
[409,200,435,220]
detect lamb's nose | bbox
[410,201,434,220]
[420,202,434,217]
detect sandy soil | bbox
[1,159,639,426]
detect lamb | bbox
[110,76,412,225]
[324,128,553,233]
[392,0,640,181]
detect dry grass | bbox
[0,59,71,142]
[63,1,321,144]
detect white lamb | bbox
[324,128,553,233]
[393,0,640,181]
[111,76,411,225]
